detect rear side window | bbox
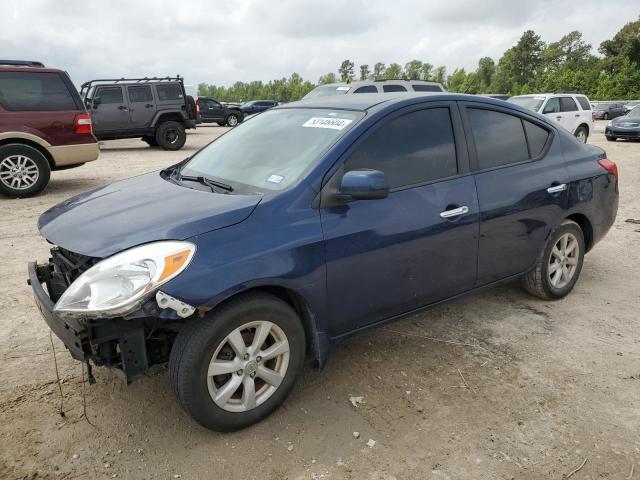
[96,87,123,104]
[346,108,457,189]
[560,97,578,112]
[468,109,529,169]
[412,84,442,92]
[382,85,407,93]
[156,84,183,101]
[128,85,152,103]
[353,85,378,94]
[576,96,591,111]
[0,72,76,111]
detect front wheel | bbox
[155,121,186,150]
[521,220,585,300]
[225,113,240,127]
[0,144,50,198]
[574,126,588,143]
[169,293,305,431]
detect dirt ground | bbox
[1,122,638,480]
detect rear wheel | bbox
[0,144,50,198]
[155,121,186,150]
[574,126,588,143]
[169,293,305,431]
[521,220,585,300]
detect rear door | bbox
[460,101,568,284]
[321,102,479,335]
[91,86,129,132]
[127,85,155,128]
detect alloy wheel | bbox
[0,155,39,190]
[548,233,579,289]
[207,320,290,412]
[576,130,587,143]
[227,115,238,127]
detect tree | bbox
[494,30,545,93]
[359,64,370,80]
[421,63,433,81]
[432,66,447,86]
[543,31,593,69]
[318,72,337,85]
[384,63,403,80]
[338,59,355,83]
[373,62,386,80]
[404,60,423,80]
[599,17,640,71]
[476,57,495,92]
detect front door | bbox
[91,86,129,132]
[127,85,155,128]
[201,98,225,122]
[460,102,569,285]
[321,104,479,335]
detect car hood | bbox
[611,115,640,125]
[38,171,262,258]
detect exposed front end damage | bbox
[28,247,194,383]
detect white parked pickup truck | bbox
[508,93,594,143]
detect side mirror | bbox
[339,169,389,201]
[92,98,101,109]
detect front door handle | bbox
[440,206,469,219]
[547,184,567,194]
[555,115,562,120]
[574,114,580,117]
[118,105,128,111]
[145,103,154,108]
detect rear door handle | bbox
[440,206,469,219]
[547,184,567,194]
[118,105,128,110]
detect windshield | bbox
[181,108,363,192]
[629,105,640,117]
[303,85,351,99]
[507,96,545,112]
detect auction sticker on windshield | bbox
[302,117,353,130]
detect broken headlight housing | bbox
[54,241,196,318]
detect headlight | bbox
[54,241,196,317]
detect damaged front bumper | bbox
[28,261,159,383]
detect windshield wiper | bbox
[179,174,234,192]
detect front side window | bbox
[382,85,407,93]
[96,87,124,104]
[0,72,76,111]
[507,96,545,113]
[345,108,458,189]
[353,85,378,94]
[542,97,560,114]
[128,85,152,103]
[560,97,578,112]
[182,108,363,192]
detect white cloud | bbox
[0,0,635,88]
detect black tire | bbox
[169,292,306,431]
[574,126,588,143]
[603,113,609,120]
[142,136,158,147]
[225,113,240,127]
[521,220,585,300]
[606,136,617,142]
[155,121,186,150]
[0,143,50,198]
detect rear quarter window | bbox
[576,96,591,111]
[0,71,77,111]
[156,84,183,101]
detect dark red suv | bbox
[0,60,99,197]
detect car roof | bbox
[0,65,64,74]
[282,92,516,112]
[512,93,588,98]
[321,79,443,88]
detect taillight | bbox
[74,113,93,134]
[598,158,618,180]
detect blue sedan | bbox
[29,93,618,431]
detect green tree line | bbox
[199,17,640,102]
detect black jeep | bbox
[80,77,197,150]
[197,96,244,127]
